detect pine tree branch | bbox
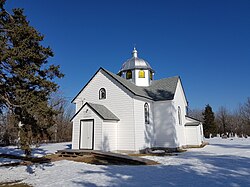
[0,28,14,32]
[0,2,14,22]
[0,94,22,108]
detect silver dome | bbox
[118,48,154,74]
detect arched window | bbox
[126,70,132,79]
[99,88,106,100]
[139,70,145,78]
[178,106,182,125]
[144,103,149,124]
[150,71,153,80]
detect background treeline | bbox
[0,95,73,146]
[189,97,250,138]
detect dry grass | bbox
[128,153,179,157]
[46,154,152,165]
[0,181,31,187]
[1,152,158,166]
[45,154,102,164]
[0,154,51,167]
[50,152,160,165]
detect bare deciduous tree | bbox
[188,108,203,122]
[216,106,230,135]
[48,93,73,143]
[239,98,250,136]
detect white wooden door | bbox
[80,120,93,149]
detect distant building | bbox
[71,48,204,151]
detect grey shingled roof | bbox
[88,103,120,121]
[185,122,200,126]
[184,116,201,126]
[102,69,179,101]
[70,102,120,121]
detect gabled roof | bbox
[103,68,179,101]
[72,67,179,103]
[71,102,120,121]
[185,115,202,122]
[88,103,120,121]
[185,122,200,126]
[185,115,201,126]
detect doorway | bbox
[79,120,94,149]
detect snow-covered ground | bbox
[0,142,71,166]
[1,138,250,187]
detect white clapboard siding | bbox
[72,105,102,150]
[185,126,200,145]
[102,121,117,151]
[173,79,188,147]
[153,100,178,148]
[185,116,204,146]
[73,70,135,151]
[134,99,154,150]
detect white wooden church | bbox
[71,48,204,152]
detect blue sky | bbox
[5,0,250,112]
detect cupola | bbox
[118,48,154,86]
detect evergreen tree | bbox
[0,0,64,156]
[202,104,217,138]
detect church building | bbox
[71,48,204,152]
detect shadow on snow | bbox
[72,152,250,187]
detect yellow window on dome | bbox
[126,70,132,79]
[139,70,145,78]
[150,71,153,80]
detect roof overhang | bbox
[71,102,120,122]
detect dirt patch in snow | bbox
[1,153,157,166]
[0,154,51,167]
[0,181,31,187]
[46,154,157,165]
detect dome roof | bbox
[118,48,154,74]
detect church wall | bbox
[102,121,117,151]
[72,105,102,150]
[185,117,204,145]
[153,100,178,148]
[185,126,200,145]
[173,79,188,147]
[133,99,154,150]
[74,71,136,151]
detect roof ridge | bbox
[152,75,180,82]
[102,68,178,101]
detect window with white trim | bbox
[99,88,106,100]
[144,103,149,124]
[139,70,145,78]
[178,106,182,125]
[126,70,132,79]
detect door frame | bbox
[79,119,94,150]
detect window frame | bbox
[178,106,182,125]
[99,88,106,100]
[144,103,150,124]
[126,70,132,79]
[150,71,153,80]
[139,70,145,78]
